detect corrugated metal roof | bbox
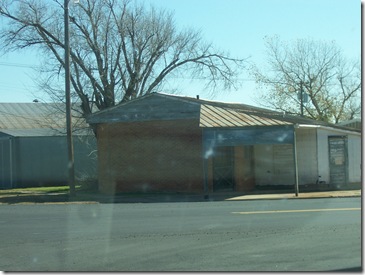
[0,128,65,137]
[337,119,362,130]
[0,102,87,129]
[0,128,93,137]
[0,103,91,137]
[0,103,66,129]
[87,93,361,133]
[200,104,292,127]
[165,94,355,129]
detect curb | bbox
[0,190,361,205]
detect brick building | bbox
[87,93,361,195]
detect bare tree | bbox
[250,36,360,123]
[0,0,246,118]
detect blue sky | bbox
[0,0,361,105]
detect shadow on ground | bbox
[0,192,243,204]
[0,193,71,204]
[329,266,362,272]
[0,186,360,204]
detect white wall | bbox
[253,127,361,187]
[347,135,361,183]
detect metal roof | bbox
[159,94,360,131]
[87,93,361,133]
[0,103,91,137]
[0,103,66,129]
[200,104,292,127]
[0,128,94,137]
[0,128,65,137]
[337,119,362,130]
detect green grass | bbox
[0,186,71,195]
[0,184,95,197]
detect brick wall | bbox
[96,119,204,194]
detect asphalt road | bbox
[0,198,361,271]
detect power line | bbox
[0,61,257,82]
[167,76,256,81]
[0,82,38,90]
[0,61,38,69]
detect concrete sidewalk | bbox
[224,189,361,201]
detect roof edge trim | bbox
[296,124,361,135]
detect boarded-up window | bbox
[328,136,348,187]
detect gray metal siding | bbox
[15,137,68,185]
[0,138,12,188]
[0,136,97,188]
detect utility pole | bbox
[300,81,304,117]
[293,125,299,197]
[64,0,75,196]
